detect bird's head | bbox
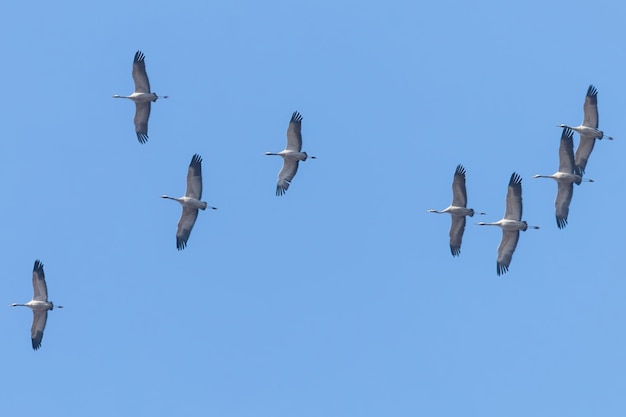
[160,195,169,199]
[10,303,18,307]
[264,152,274,156]
[557,124,567,128]
[532,174,541,178]
[426,209,437,213]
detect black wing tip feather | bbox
[497,262,509,276]
[190,154,203,167]
[509,172,522,186]
[134,50,146,63]
[561,126,574,140]
[33,259,44,273]
[276,186,287,196]
[290,111,303,123]
[450,246,461,257]
[137,133,149,144]
[454,164,466,177]
[587,84,598,97]
[556,216,568,229]
[32,333,43,351]
[176,238,187,251]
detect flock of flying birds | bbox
[7,51,615,349]
[10,51,316,350]
[429,85,612,276]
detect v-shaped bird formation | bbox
[429,84,613,275]
[8,49,616,351]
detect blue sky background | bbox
[1,0,625,416]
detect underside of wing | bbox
[286,111,303,151]
[32,259,48,302]
[558,128,576,174]
[132,51,151,94]
[449,215,466,257]
[276,159,299,196]
[582,85,599,128]
[176,207,199,250]
[186,154,203,199]
[555,182,573,229]
[504,172,523,221]
[497,230,520,276]
[31,310,48,351]
[134,102,151,144]
[574,135,595,174]
[451,164,468,208]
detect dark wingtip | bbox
[31,330,44,351]
[190,153,203,167]
[290,111,303,123]
[276,186,287,196]
[134,50,146,63]
[497,262,509,276]
[561,126,574,140]
[556,217,567,229]
[450,247,461,257]
[454,164,466,177]
[509,172,522,186]
[137,133,149,144]
[33,259,44,273]
[587,84,598,97]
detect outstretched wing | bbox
[134,102,151,144]
[176,208,199,250]
[449,215,466,257]
[504,172,523,221]
[31,310,48,351]
[451,164,468,208]
[582,85,599,129]
[32,259,48,302]
[555,182,573,229]
[185,154,203,200]
[286,111,303,152]
[558,128,576,174]
[497,230,520,276]
[132,51,151,94]
[276,159,299,196]
[574,136,595,175]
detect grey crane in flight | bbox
[478,173,539,276]
[533,127,593,229]
[162,154,217,250]
[558,84,613,174]
[113,50,168,144]
[10,260,63,350]
[265,111,316,196]
[428,164,485,256]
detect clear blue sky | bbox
[1,1,625,416]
